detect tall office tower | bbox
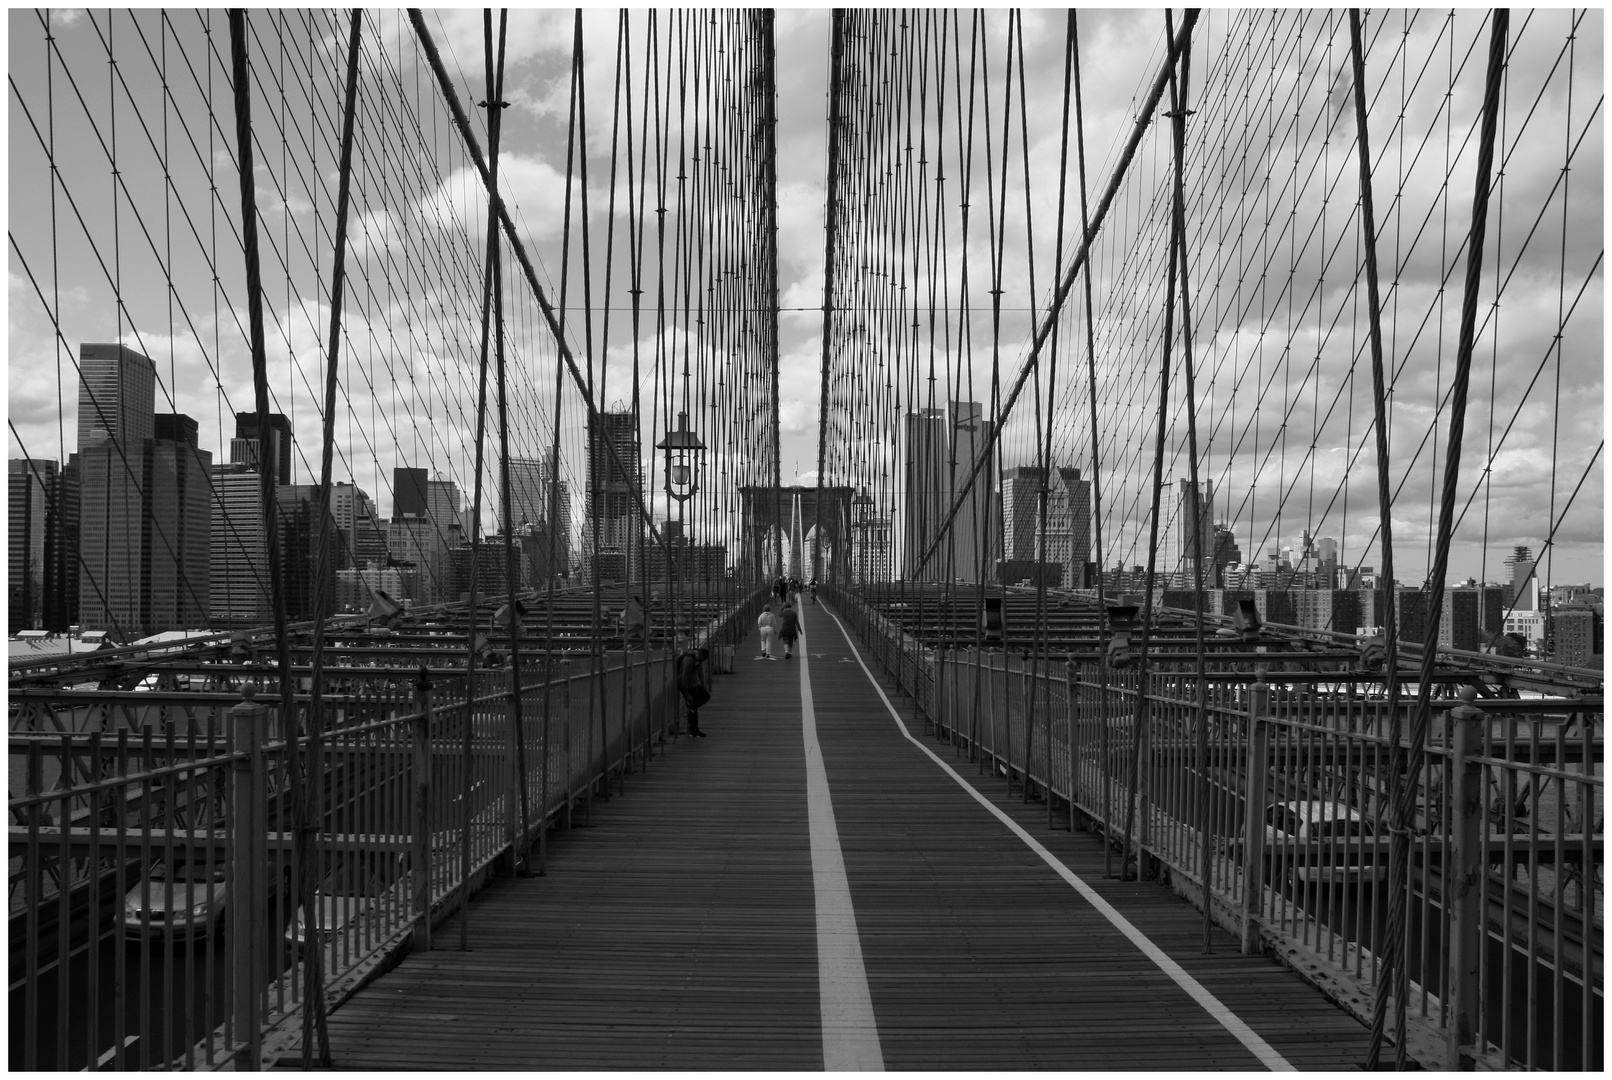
[58,456,80,627]
[1504,545,1538,611]
[210,463,269,626]
[1169,478,1216,580]
[386,515,443,603]
[1046,466,1092,586]
[393,466,429,519]
[999,466,1047,562]
[587,412,642,579]
[9,458,60,633]
[1316,536,1339,589]
[145,414,212,632]
[539,451,573,578]
[506,457,547,529]
[331,482,388,568]
[946,401,996,583]
[230,411,293,485]
[902,407,948,581]
[424,478,462,533]
[277,483,328,621]
[77,343,156,450]
[588,412,641,519]
[1211,523,1241,586]
[75,344,158,636]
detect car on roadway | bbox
[122,859,229,938]
[285,848,410,951]
[1263,800,1387,886]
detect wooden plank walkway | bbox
[306,600,1375,1070]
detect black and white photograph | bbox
[7,6,1603,1072]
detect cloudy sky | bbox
[7,7,1603,586]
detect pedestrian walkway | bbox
[305,600,1374,1070]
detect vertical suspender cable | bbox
[1071,12,1117,873]
[1161,8,1215,953]
[815,10,845,591]
[457,7,503,948]
[485,9,533,876]
[1383,10,1510,1070]
[226,14,292,1059]
[298,9,363,1066]
[1119,9,1193,884]
[1350,8,1407,1066]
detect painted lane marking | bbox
[820,606,1295,1073]
[796,604,884,1070]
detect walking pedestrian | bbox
[756,604,778,660]
[777,603,801,659]
[676,646,711,737]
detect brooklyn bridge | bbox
[7,8,1602,1071]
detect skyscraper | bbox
[946,401,996,582]
[146,414,212,631]
[210,463,269,626]
[506,457,547,529]
[77,343,156,450]
[9,458,60,633]
[1169,478,1216,581]
[393,466,429,519]
[902,408,948,581]
[1047,466,1092,585]
[999,466,1047,563]
[901,402,995,582]
[588,412,642,577]
[75,344,157,636]
[1505,545,1538,611]
[231,411,293,485]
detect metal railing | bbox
[8,591,762,1070]
[829,585,1602,1071]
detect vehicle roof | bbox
[1271,801,1366,821]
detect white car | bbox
[286,849,410,950]
[1263,801,1387,885]
[123,859,229,938]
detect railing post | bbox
[1241,670,1271,955]
[229,690,265,1070]
[411,667,433,953]
[1447,688,1485,1069]
[1065,658,1079,829]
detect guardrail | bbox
[8,590,763,1070]
[828,585,1603,1071]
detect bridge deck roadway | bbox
[306,600,1374,1070]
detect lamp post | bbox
[656,411,705,649]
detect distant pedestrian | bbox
[756,605,777,660]
[777,603,801,659]
[619,595,647,649]
[773,576,788,603]
[676,647,711,737]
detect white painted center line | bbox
[796,603,885,1071]
[820,605,1295,1073]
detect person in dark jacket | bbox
[677,647,711,737]
[776,604,801,659]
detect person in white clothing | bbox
[756,604,777,659]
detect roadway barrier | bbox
[828,584,1603,1071]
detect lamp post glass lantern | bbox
[657,411,704,647]
[657,410,705,504]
